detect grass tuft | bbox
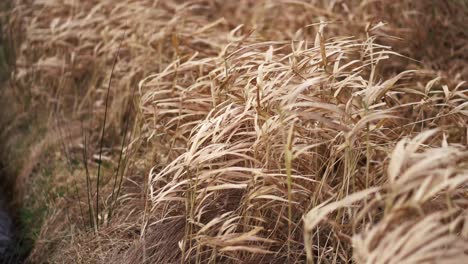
[2,0,467,263]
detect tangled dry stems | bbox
[4,0,467,263]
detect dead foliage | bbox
[3,0,467,263]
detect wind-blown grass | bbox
[2,0,467,263]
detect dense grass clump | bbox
[2,0,467,263]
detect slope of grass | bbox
[2,0,467,263]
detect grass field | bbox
[1,0,467,263]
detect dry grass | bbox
[2,0,467,263]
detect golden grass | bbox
[2,0,467,263]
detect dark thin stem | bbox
[108,110,130,223]
[96,35,125,229]
[81,119,94,230]
[109,66,138,222]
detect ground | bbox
[0,1,467,263]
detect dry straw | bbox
[5,0,467,263]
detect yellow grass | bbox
[1,0,467,263]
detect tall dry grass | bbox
[3,0,467,263]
